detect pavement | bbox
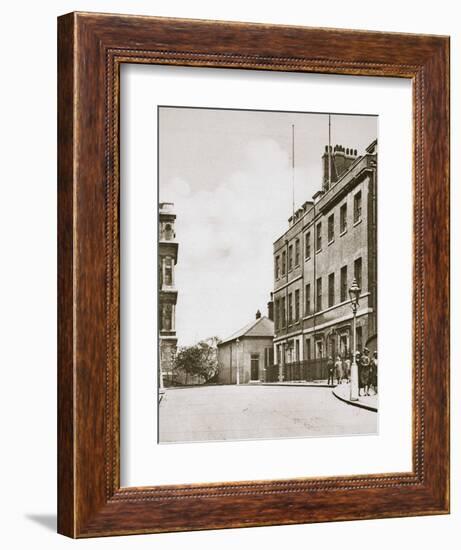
[332,382,378,412]
[159,384,377,443]
[260,379,332,388]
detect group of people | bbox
[327,348,378,396]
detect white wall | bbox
[0,1,458,549]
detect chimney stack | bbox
[267,292,274,321]
[322,144,358,190]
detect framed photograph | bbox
[58,12,450,537]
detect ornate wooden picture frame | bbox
[57,12,450,537]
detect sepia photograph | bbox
[158,106,378,444]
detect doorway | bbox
[250,354,260,381]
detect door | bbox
[250,354,260,381]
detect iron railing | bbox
[265,358,328,383]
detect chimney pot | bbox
[256,309,262,320]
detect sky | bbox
[159,107,377,346]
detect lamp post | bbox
[236,338,240,385]
[348,278,361,401]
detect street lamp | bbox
[348,278,361,401]
[236,338,240,385]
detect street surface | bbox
[159,384,377,443]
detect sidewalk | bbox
[332,382,378,412]
[259,379,332,388]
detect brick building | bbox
[217,310,274,384]
[271,140,377,381]
[159,202,178,385]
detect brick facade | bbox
[272,140,377,377]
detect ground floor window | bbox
[356,326,363,352]
[305,338,312,360]
[315,339,324,358]
[264,347,273,367]
[340,333,349,357]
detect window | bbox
[281,297,286,327]
[354,257,362,290]
[356,326,363,352]
[295,239,300,266]
[275,256,280,279]
[285,344,292,364]
[274,299,279,329]
[295,339,300,362]
[315,339,324,359]
[295,289,300,321]
[340,334,348,357]
[164,223,174,240]
[306,338,312,360]
[161,304,173,331]
[328,272,335,308]
[354,191,362,223]
[305,283,311,315]
[288,293,293,323]
[288,245,293,271]
[316,277,322,312]
[316,222,322,252]
[305,231,311,259]
[328,214,334,243]
[264,347,274,367]
[340,265,348,302]
[340,203,347,233]
[164,257,173,286]
[282,250,286,275]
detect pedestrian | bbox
[356,351,363,394]
[360,347,371,396]
[327,355,334,386]
[334,355,343,384]
[370,350,378,394]
[343,355,351,383]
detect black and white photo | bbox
[158,106,378,443]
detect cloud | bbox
[163,138,313,346]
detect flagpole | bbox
[328,114,332,189]
[292,123,295,217]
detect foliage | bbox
[173,336,221,384]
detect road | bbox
[159,384,377,443]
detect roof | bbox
[219,316,274,345]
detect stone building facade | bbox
[217,310,274,384]
[272,140,377,380]
[159,202,178,384]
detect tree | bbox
[173,337,221,384]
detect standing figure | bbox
[370,351,378,395]
[334,355,343,384]
[360,347,371,396]
[327,356,334,386]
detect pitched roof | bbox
[219,316,274,345]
